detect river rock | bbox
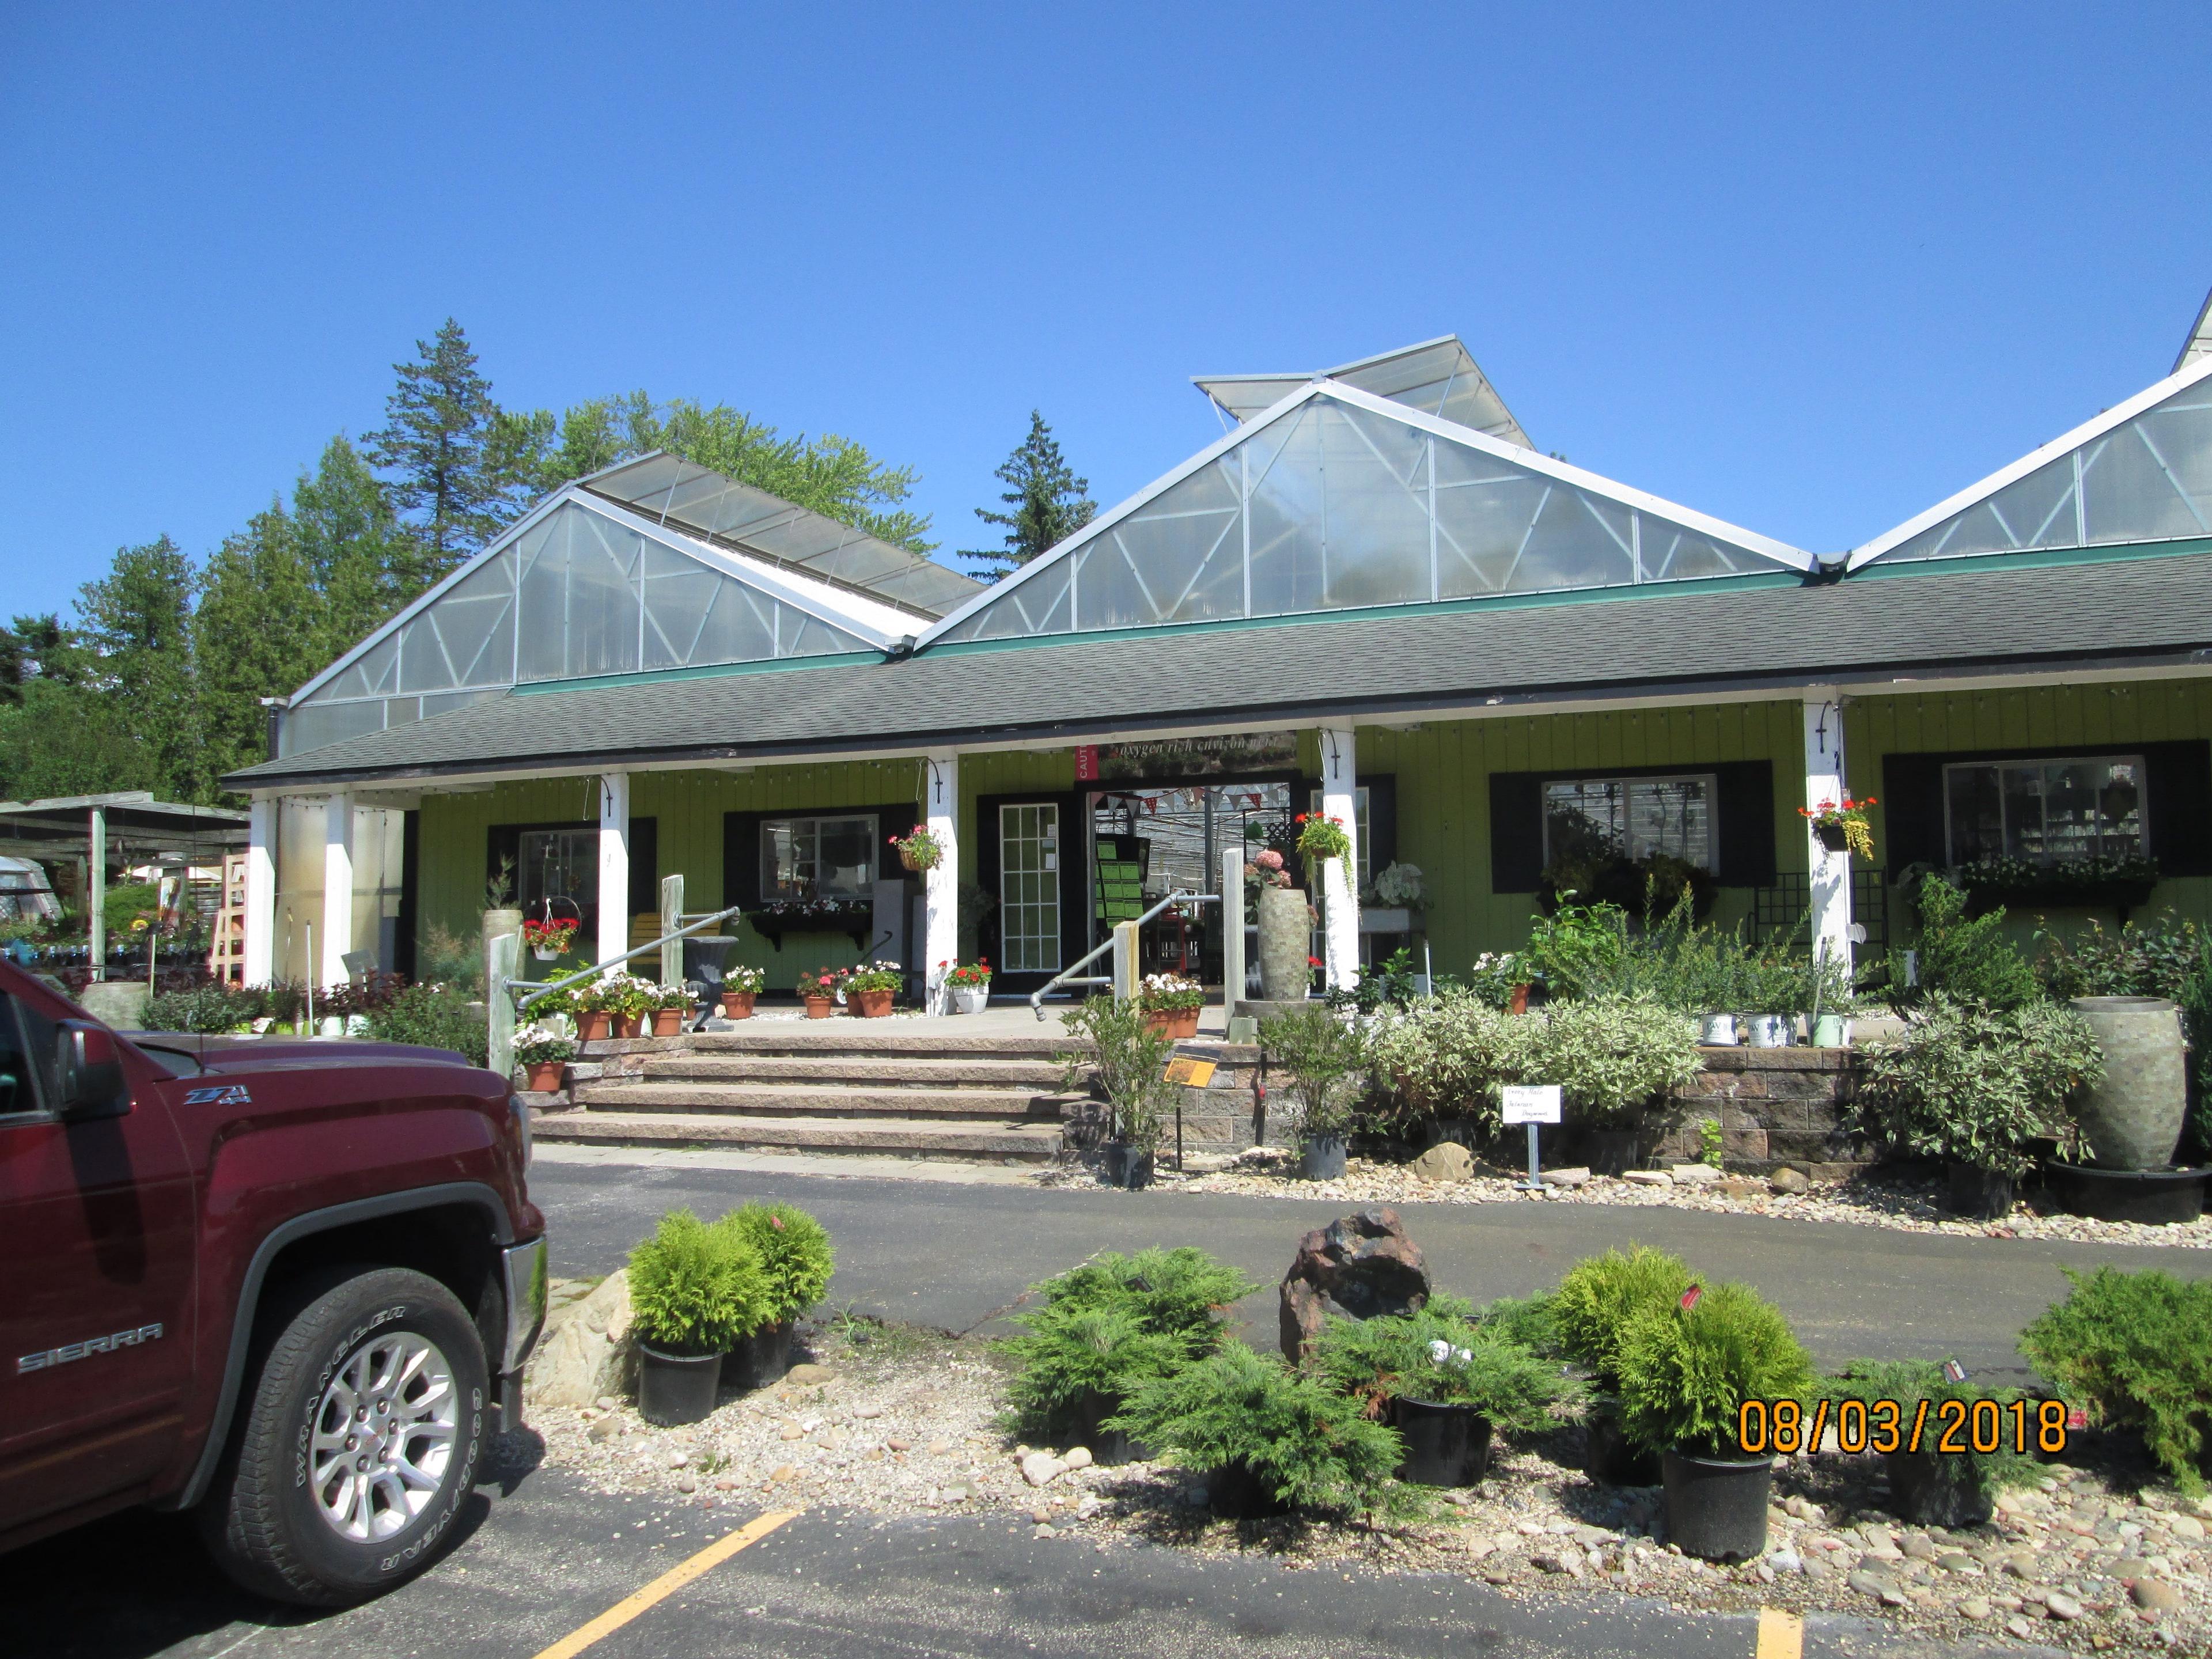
[1621,1169,1673,1187]
[526,1272,634,1408]
[1769,1167,1811,1195]
[2133,1578,2183,1613]
[1409,1143,1474,1183]
[1279,1209,1430,1361]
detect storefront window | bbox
[1541,774,1716,871]
[518,829,599,933]
[1944,756,2145,865]
[761,815,879,902]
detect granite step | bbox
[572,1080,1075,1120]
[639,1054,1070,1090]
[533,1108,1064,1162]
[687,1027,1077,1060]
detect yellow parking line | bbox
[1756,1606,1803,1659]
[529,1509,800,1659]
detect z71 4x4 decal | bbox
[183,1084,253,1106]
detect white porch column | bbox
[320,791,353,988]
[598,772,631,970]
[1318,726,1361,992]
[244,797,277,986]
[1803,693,1854,977]
[922,750,959,1012]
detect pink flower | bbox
[1255,850,1284,871]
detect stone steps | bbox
[641,1054,1070,1089]
[533,1108,1065,1162]
[574,1080,1075,1120]
[688,1026,1075,1060]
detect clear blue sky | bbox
[3,3,2206,620]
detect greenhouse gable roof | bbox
[1192,335,1531,448]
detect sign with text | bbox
[1501,1085,1563,1126]
[1075,732,1300,783]
[1164,1057,1217,1088]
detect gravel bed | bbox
[1032,1153,2212,1250]
[530,1304,2210,1652]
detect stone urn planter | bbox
[2067,996,2187,1170]
[1256,885,1311,1002]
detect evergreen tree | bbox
[70,536,204,798]
[195,502,324,779]
[961,411,1095,577]
[293,435,412,653]
[0,613,79,703]
[365,319,509,579]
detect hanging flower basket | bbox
[1799,795,1876,859]
[889,827,944,873]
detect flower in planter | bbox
[522,915,579,954]
[844,960,903,995]
[1800,794,1877,859]
[653,983,693,1011]
[720,964,767,995]
[942,959,993,988]
[1137,973,1203,1013]
[888,826,945,872]
[1367,861,1426,908]
[795,967,850,1002]
[513,1032,577,1070]
[1294,813,1353,862]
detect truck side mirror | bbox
[56,1021,130,1119]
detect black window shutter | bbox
[1880,753,1949,872]
[1490,772,1545,893]
[627,817,658,916]
[2143,740,2212,877]
[1361,775,1397,872]
[1712,762,1776,888]
[877,804,918,882]
[724,812,764,910]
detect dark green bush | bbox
[1888,875,2039,1012]
[2019,1267,2212,1495]
[1615,1280,1814,1457]
[142,981,265,1033]
[1059,995,1176,1153]
[1817,1358,2039,1494]
[627,1208,770,1357]
[1043,1247,1258,1343]
[1858,997,2103,1177]
[1109,1342,1414,1516]
[1472,1291,1560,1358]
[1551,1245,1695,1388]
[714,1203,834,1327]
[1309,1302,1581,1432]
[1257,1002,1366,1143]
[2036,912,2202,1001]
[366,984,489,1068]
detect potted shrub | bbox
[1615,1280,1815,1560]
[514,1031,575,1092]
[650,983,692,1036]
[1859,997,2104,1218]
[1258,1002,1364,1180]
[627,1208,770,1426]
[888,825,944,873]
[522,913,579,961]
[712,1202,835,1391]
[1310,1296,1582,1487]
[2020,1266,2212,1495]
[943,958,991,1015]
[1137,972,1203,1039]
[1800,794,1876,858]
[845,960,901,1017]
[796,966,845,1018]
[1061,995,1175,1188]
[1552,1245,1695,1483]
[1363,990,1530,1147]
[1819,1359,2037,1527]
[719,964,764,1019]
[1111,1340,1412,1518]
[1527,997,1702,1176]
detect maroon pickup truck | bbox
[0,958,546,1605]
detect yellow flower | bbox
[129,918,149,932]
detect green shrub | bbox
[2019,1267,2212,1495]
[1257,1002,1366,1144]
[1365,990,1529,1135]
[2036,911,2202,1001]
[418,920,485,998]
[1472,1291,1560,1358]
[1060,995,1177,1153]
[1816,1359,2039,1494]
[1309,1304,1582,1432]
[1858,997,2103,1177]
[1615,1280,1815,1457]
[627,1208,771,1356]
[1552,1246,1696,1388]
[366,984,490,1068]
[1109,1342,1414,1516]
[1522,899,1630,1000]
[142,980,265,1033]
[1041,1247,1257,1342]
[1888,875,2039,1012]
[1525,997,1702,1127]
[714,1203,835,1326]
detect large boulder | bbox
[1278,1207,1430,1362]
[1409,1142,1474,1183]
[527,1271,635,1408]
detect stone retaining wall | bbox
[1060,1039,1283,1155]
[1652,1046,1875,1180]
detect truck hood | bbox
[123,1032,484,1076]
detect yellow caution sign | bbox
[1164,1057,1217,1087]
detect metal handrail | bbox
[1029,890,1219,1020]
[503,903,748,1014]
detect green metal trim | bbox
[1853,536,2212,579]
[507,652,880,696]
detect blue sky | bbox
[3,3,2207,619]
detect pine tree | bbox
[73,536,205,798]
[365,319,509,580]
[293,435,412,652]
[195,502,324,778]
[961,411,1096,577]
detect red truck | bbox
[0,958,546,1605]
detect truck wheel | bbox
[198,1266,488,1605]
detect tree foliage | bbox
[961,410,1094,576]
[364,318,512,578]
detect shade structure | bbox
[926,381,1805,646]
[1194,335,1531,449]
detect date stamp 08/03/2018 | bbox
[1737,1397,2082,1458]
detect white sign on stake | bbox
[1501,1085,1562,1126]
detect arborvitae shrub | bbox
[1551,1246,1695,1388]
[715,1203,834,1326]
[1615,1281,1814,1457]
[627,1208,770,1355]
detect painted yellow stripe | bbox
[1756,1606,1803,1659]
[529,1509,800,1659]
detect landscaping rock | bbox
[1668,1164,1721,1186]
[2133,1578,2183,1613]
[786,1363,835,1385]
[1409,1143,1475,1183]
[1620,1169,1673,1187]
[1770,1168,1811,1195]
[1539,1166,1590,1188]
[1021,1452,1068,1487]
[1278,1208,1430,1361]
[2043,1590,2084,1620]
[526,1273,633,1408]
[1959,1596,1993,1620]
[1063,1445,1094,1471]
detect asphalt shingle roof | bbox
[226,550,2212,788]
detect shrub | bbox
[2019,1267,2212,1495]
[1858,997,2103,1177]
[1258,1002,1366,1144]
[627,1208,771,1357]
[714,1203,835,1327]
[1309,1302,1582,1432]
[1364,990,1529,1135]
[844,960,902,995]
[1109,1342,1414,1516]
[1888,874,2038,1012]
[142,980,265,1033]
[1552,1245,1696,1389]
[1060,995,1177,1153]
[1817,1359,2039,1494]
[1522,899,1630,1000]
[1615,1280,1815,1457]
[1041,1247,1258,1345]
[1472,1291,1560,1358]
[1524,997,1702,1127]
[2036,911,2202,1001]
[366,984,490,1068]
[418,920,484,998]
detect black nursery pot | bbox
[2046,1161,2207,1225]
[1945,1160,2016,1219]
[1206,1458,1291,1519]
[1392,1398,1494,1487]
[1884,1446,1994,1528]
[1661,1449,1772,1561]
[1586,1401,1664,1486]
[638,1344,722,1426]
[724,1320,793,1392]
[1069,1387,1153,1466]
[1102,1143,1156,1189]
[1300,1133,1349,1181]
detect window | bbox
[1541,774,1717,871]
[518,829,600,931]
[0,993,54,1116]
[761,815,879,903]
[1944,756,2146,866]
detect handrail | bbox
[503,903,748,1014]
[1029,890,1218,1020]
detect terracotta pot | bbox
[524,1060,565,1092]
[1172,1009,1199,1038]
[852,987,893,1018]
[613,1013,645,1039]
[803,996,835,1020]
[1508,983,1531,1016]
[721,990,756,1020]
[577,1010,612,1042]
[651,1006,685,1036]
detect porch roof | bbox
[224,544,2212,790]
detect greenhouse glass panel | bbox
[517,503,643,681]
[1635,515,1770,581]
[2081,425,2212,544]
[1316,403,1431,608]
[281,698,384,757]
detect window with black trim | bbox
[0,993,48,1116]
[1542,773,1718,872]
[761,814,880,902]
[518,828,599,929]
[1943,755,2146,866]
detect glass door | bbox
[999,804,1062,972]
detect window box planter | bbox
[1359,906,1415,934]
[1142,1009,1199,1039]
[743,904,877,952]
[1964,877,2158,915]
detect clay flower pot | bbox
[613,1013,645,1039]
[651,1006,686,1036]
[852,987,893,1018]
[803,995,835,1020]
[577,1010,612,1043]
[721,990,756,1020]
[524,1060,565,1092]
